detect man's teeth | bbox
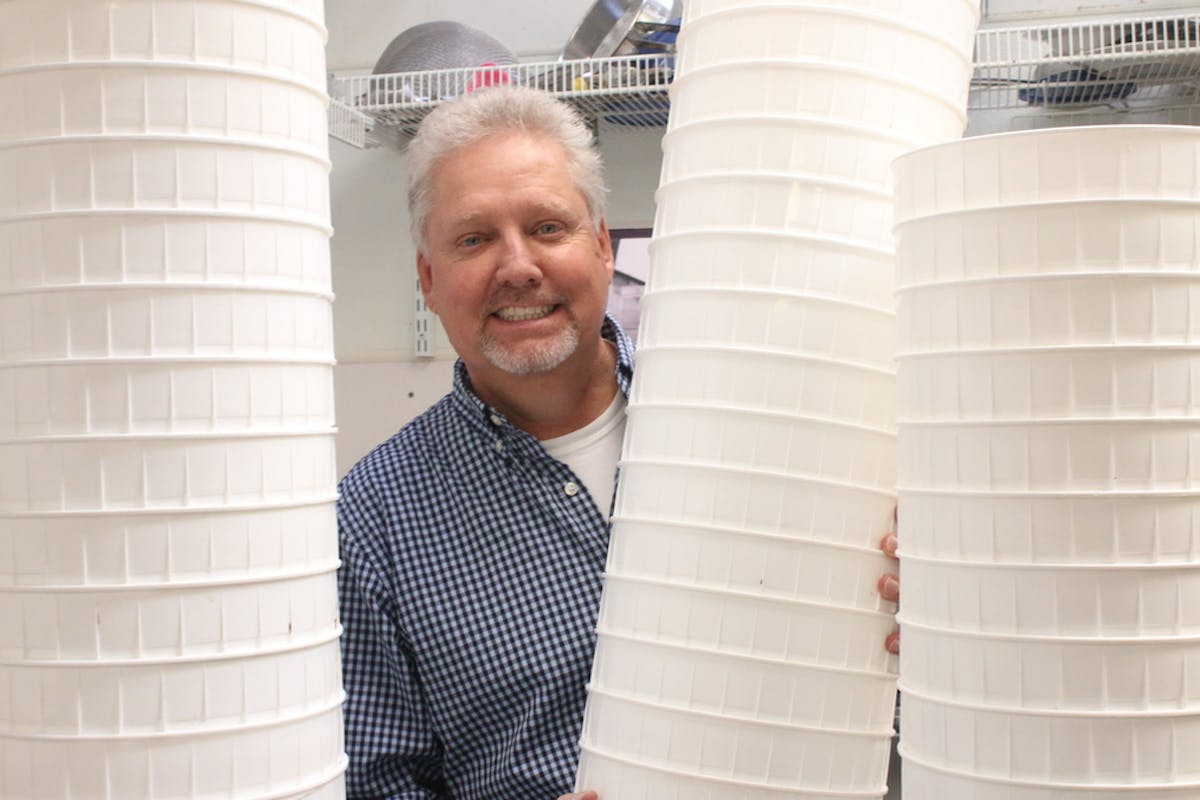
[496,305,553,321]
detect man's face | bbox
[417,131,614,386]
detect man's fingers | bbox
[885,630,900,655]
[880,531,898,560]
[878,573,899,603]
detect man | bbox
[337,85,899,799]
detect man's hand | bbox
[560,792,598,800]
[879,508,900,654]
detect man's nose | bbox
[496,232,542,285]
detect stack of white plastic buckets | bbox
[0,1,346,797]
[895,125,1200,798]
[577,0,979,796]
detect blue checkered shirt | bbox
[338,318,635,799]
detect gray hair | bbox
[406,85,608,256]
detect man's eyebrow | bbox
[528,201,574,217]
[446,202,577,230]
[445,211,487,231]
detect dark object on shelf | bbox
[1018,67,1138,106]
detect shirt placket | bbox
[486,411,610,560]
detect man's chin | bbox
[482,331,579,376]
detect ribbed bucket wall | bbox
[0,1,346,797]
[894,125,1200,799]
[577,0,980,796]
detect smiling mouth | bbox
[493,304,556,322]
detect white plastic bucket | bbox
[0,634,342,734]
[0,66,328,153]
[0,0,342,795]
[899,617,1200,712]
[0,360,334,437]
[630,345,895,432]
[0,0,327,86]
[900,685,1200,785]
[0,568,339,660]
[667,62,967,143]
[0,139,329,222]
[646,229,895,309]
[897,274,1200,353]
[0,287,333,361]
[0,215,333,292]
[899,553,1200,637]
[579,688,893,793]
[897,487,1200,564]
[893,125,1200,223]
[0,432,336,512]
[681,0,981,57]
[590,630,897,731]
[636,287,895,370]
[654,173,894,248]
[607,515,896,612]
[0,702,345,799]
[278,770,348,800]
[894,201,1200,286]
[902,749,1200,799]
[578,743,881,800]
[660,117,912,191]
[674,4,975,107]
[622,402,895,490]
[0,501,338,586]
[597,573,897,673]
[897,346,1200,423]
[615,458,896,552]
[899,419,1200,492]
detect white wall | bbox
[325,1,666,475]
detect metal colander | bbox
[372,20,517,75]
[370,21,518,103]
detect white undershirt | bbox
[540,390,627,520]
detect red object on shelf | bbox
[467,63,511,92]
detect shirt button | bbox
[494,440,504,453]
[489,414,503,426]
[563,481,580,497]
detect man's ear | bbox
[596,220,615,282]
[416,251,437,313]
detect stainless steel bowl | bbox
[559,0,681,60]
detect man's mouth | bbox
[493,304,556,322]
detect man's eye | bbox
[535,222,563,235]
[458,234,484,248]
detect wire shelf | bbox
[328,97,382,148]
[327,54,672,146]
[972,12,1200,111]
[326,13,1200,149]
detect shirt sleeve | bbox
[338,478,448,800]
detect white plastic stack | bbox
[0,1,346,797]
[894,125,1200,799]
[577,0,980,796]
